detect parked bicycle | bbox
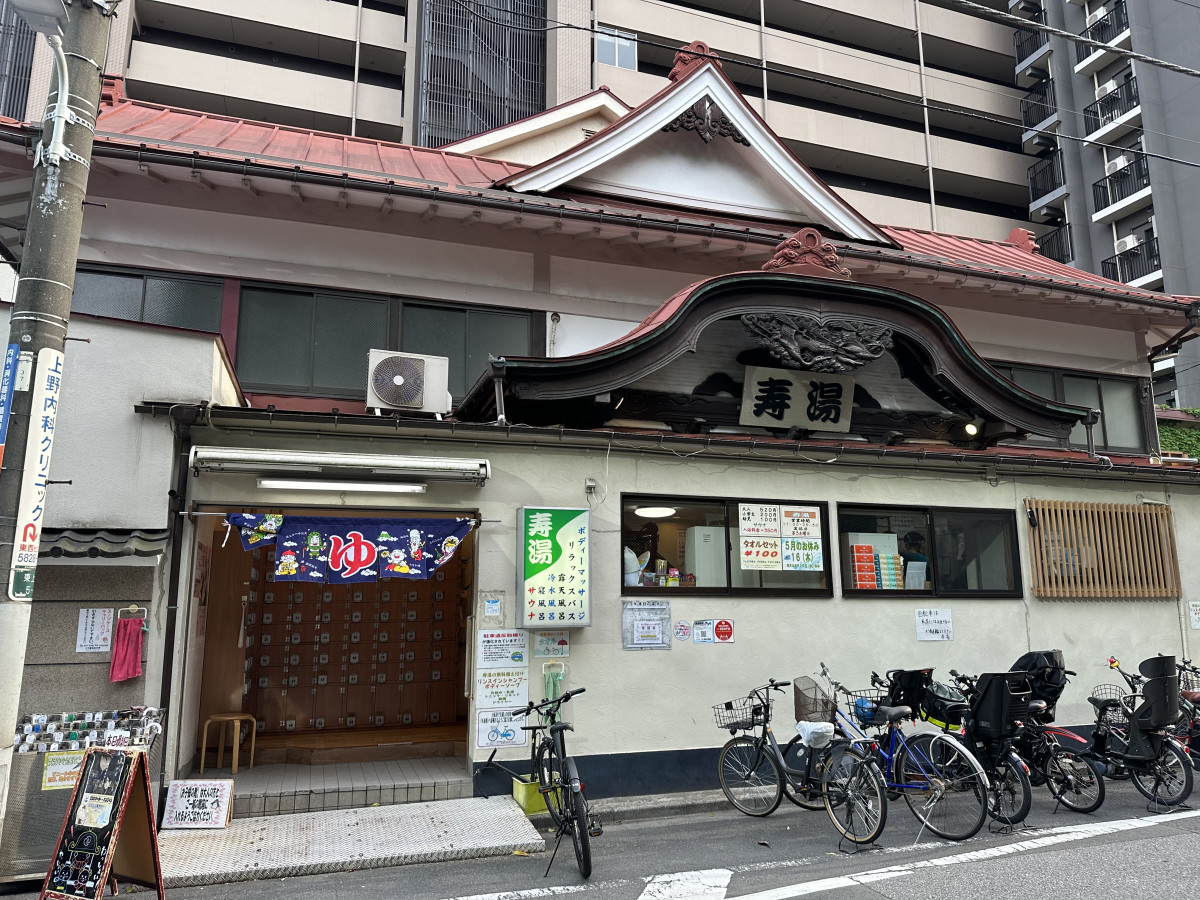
[513,688,601,878]
[714,676,888,845]
[1173,658,1200,768]
[1009,650,1105,813]
[944,670,1034,825]
[824,664,989,842]
[1086,655,1193,806]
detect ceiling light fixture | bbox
[256,478,427,494]
[634,506,676,518]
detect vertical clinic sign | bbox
[10,348,64,601]
[518,507,590,626]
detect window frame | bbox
[838,504,1023,599]
[235,282,543,401]
[73,265,224,333]
[619,493,834,598]
[596,26,637,71]
[989,361,1151,454]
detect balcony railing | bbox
[1093,154,1150,211]
[1083,77,1138,134]
[1038,223,1073,264]
[1021,80,1057,129]
[1077,2,1129,64]
[1101,236,1160,283]
[1029,150,1065,203]
[1015,9,1049,61]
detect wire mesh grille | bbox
[418,0,547,147]
[0,0,33,121]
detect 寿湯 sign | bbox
[518,508,590,626]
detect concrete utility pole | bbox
[0,0,115,848]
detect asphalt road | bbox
[6,780,1200,900]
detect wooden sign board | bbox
[161,780,234,828]
[40,747,165,900]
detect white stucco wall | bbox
[0,311,240,529]
[180,428,1197,770]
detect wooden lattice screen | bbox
[1024,499,1181,598]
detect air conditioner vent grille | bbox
[371,354,426,408]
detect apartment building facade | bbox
[1014,0,1200,405]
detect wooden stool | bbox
[200,713,256,775]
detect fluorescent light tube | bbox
[256,479,427,494]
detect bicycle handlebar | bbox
[511,687,586,719]
[871,671,886,688]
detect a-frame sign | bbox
[40,747,165,900]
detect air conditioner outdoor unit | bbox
[1086,6,1107,26]
[1114,234,1141,254]
[366,350,453,414]
[1105,155,1129,176]
[1096,80,1118,98]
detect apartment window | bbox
[597,27,637,70]
[73,270,223,333]
[990,363,1145,452]
[401,303,531,399]
[839,506,1021,597]
[236,286,534,399]
[620,495,832,596]
[1024,498,1180,598]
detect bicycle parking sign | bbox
[476,709,526,748]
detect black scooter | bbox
[1086,655,1193,806]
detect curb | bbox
[529,789,731,828]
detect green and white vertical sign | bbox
[518,507,590,627]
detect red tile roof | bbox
[94,96,525,191]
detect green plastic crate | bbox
[512,776,549,815]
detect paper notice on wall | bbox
[476,709,526,749]
[475,667,530,709]
[916,608,953,641]
[476,630,529,667]
[532,630,569,658]
[781,506,821,537]
[739,535,782,570]
[1189,601,1200,630]
[42,750,84,791]
[161,780,234,828]
[76,608,114,653]
[782,537,823,570]
[622,600,670,650]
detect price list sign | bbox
[518,507,590,627]
[738,504,824,571]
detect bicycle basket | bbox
[1180,666,1200,693]
[793,676,835,724]
[844,689,886,728]
[713,696,768,731]
[1089,683,1129,727]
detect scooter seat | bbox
[876,705,911,722]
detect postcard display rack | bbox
[1,710,164,883]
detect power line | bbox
[444,0,1200,175]
[921,0,1200,80]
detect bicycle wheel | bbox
[718,736,784,816]
[821,747,888,845]
[1131,740,1194,806]
[569,788,592,879]
[535,739,566,829]
[781,736,825,811]
[1044,749,1105,813]
[895,733,988,841]
[988,756,1032,825]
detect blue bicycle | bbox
[821,663,989,841]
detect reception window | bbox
[620,495,832,596]
[838,505,1021,597]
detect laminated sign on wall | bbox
[518,507,590,626]
[737,504,823,571]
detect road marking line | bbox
[638,868,732,900]
[730,808,1200,900]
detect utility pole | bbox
[0,0,115,849]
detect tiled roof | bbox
[95,97,525,191]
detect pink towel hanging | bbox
[109,616,144,682]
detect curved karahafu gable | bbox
[457,233,1093,448]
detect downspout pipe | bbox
[156,405,198,825]
[489,357,508,425]
[350,0,363,137]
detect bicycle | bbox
[823,664,989,842]
[713,677,887,846]
[473,687,597,879]
[1173,658,1200,768]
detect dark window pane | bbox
[465,310,529,397]
[402,305,466,393]
[143,277,223,332]
[1064,376,1101,446]
[312,295,389,392]
[72,272,142,320]
[237,289,314,388]
[1010,368,1056,400]
[931,511,1018,593]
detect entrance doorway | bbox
[195,508,474,768]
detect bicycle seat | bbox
[1027,699,1048,714]
[876,705,911,722]
[550,722,574,735]
[1089,696,1119,711]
